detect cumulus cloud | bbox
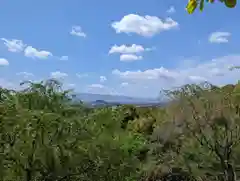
[1,38,26,52]
[70,26,86,37]
[111,14,178,37]
[112,67,178,80]
[0,58,9,66]
[113,55,240,97]
[51,71,68,79]
[167,6,176,14]
[109,44,145,54]
[1,38,53,59]
[109,44,151,62]
[120,54,143,62]
[209,32,231,43]
[24,46,52,59]
[100,76,107,83]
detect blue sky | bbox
[0,0,240,98]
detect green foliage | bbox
[1,79,240,181]
[186,0,237,14]
[0,80,146,181]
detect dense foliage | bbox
[1,79,240,181]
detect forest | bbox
[0,78,240,181]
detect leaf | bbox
[186,0,198,14]
[200,0,204,11]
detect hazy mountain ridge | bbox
[75,93,163,106]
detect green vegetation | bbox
[1,79,240,181]
[186,0,237,14]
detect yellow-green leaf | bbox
[186,0,198,14]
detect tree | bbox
[186,0,237,14]
[165,82,240,181]
[0,79,147,181]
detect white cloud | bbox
[112,55,240,97]
[109,44,152,62]
[111,14,178,37]
[0,58,9,66]
[59,56,68,61]
[51,71,68,79]
[167,6,176,14]
[16,72,34,78]
[76,73,88,78]
[24,46,52,59]
[1,38,26,52]
[109,44,145,54]
[70,26,86,37]
[209,32,231,43]
[100,76,107,83]
[113,67,178,80]
[1,38,53,59]
[120,54,143,62]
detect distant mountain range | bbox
[75,93,166,107]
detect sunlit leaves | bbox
[186,0,198,14]
[186,0,237,14]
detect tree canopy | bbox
[1,79,240,181]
